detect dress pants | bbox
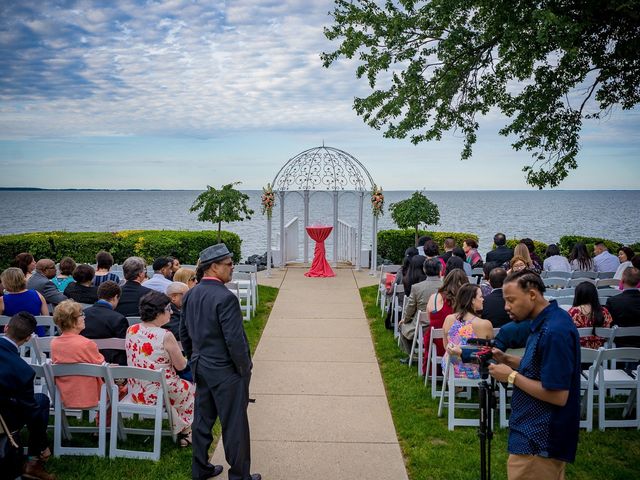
[192,372,251,480]
[4,393,50,456]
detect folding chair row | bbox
[376,264,401,316]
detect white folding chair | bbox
[568,277,596,288]
[544,271,571,279]
[544,278,568,289]
[391,284,405,340]
[235,264,258,311]
[595,348,640,430]
[598,289,622,299]
[579,347,601,431]
[611,326,640,349]
[437,355,486,430]
[408,311,428,375]
[497,348,525,428]
[232,272,253,321]
[377,264,401,315]
[571,271,598,279]
[596,278,620,289]
[108,366,177,461]
[555,296,574,306]
[471,267,484,284]
[126,316,141,327]
[576,327,615,350]
[424,328,446,398]
[46,362,111,457]
[597,271,615,279]
[35,316,59,336]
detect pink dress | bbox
[125,323,194,434]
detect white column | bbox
[266,214,272,278]
[303,190,310,264]
[371,213,378,275]
[356,191,364,271]
[332,190,339,265]
[279,191,286,268]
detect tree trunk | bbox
[217,222,222,244]
[414,226,419,246]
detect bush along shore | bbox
[0,230,242,270]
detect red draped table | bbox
[304,226,335,278]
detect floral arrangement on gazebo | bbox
[371,184,384,217]
[261,183,276,218]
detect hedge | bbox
[0,230,242,270]
[377,229,479,265]
[558,236,623,257]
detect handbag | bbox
[0,412,24,479]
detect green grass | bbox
[359,285,640,480]
[44,285,279,480]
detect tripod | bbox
[477,375,496,480]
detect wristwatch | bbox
[507,371,518,385]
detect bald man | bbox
[164,281,189,340]
[27,259,67,307]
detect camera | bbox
[462,338,496,379]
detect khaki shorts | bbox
[507,454,566,480]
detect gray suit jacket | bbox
[402,277,442,324]
[27,271,67,306]
[180,278,252,386]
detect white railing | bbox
[336,219,357,265]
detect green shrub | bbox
[377,229,479,264]
[558,236,623,257]
[0,230,242,270]
[505,239,549,261]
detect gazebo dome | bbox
[272,145,375,192]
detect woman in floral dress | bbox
[442,284,494,379]
[126,291,194,445]
[568,281,612,349]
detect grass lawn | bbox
[44,284,279,480]
[359,285,640,480]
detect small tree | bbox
[190,182,254,244]
[390,191,440,246]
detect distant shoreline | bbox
[1,187,639,192]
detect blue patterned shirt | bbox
[508,300,581,463]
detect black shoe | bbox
[250,475,262,480]
[201,463,223,479]
[399,357,410,365]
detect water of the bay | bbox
[0,190,638,261]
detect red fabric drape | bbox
[304,226,335,278]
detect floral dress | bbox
[568,306,613,349]
[442,318,480,379]
[125,323,195,434]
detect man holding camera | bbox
[488,270,580,480]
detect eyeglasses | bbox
[189,276,196,282]
[76,313,86,319]
[164,304,172,313]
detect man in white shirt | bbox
[593,242,620,273]
[142,257,173,293]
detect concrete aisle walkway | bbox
[211,268,409,479]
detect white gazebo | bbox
[266,145,380,275]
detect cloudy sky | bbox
[1,0,638,190]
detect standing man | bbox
[488,270,580,479]
[180,244,260,480]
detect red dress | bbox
[568,306,613,349]
[422,294,453,375]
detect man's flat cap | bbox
[199,243,232,264]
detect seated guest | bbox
[143,257,174,294]
[0,312,54,480]
[126,291,194,445]
[593,242,620,273]
[93,251,121,286]
[383,247,418,330]
[51,300,105,409]
[614,246,634,280]
[520,238,543,272]
[13,252,36,282]
[606,267,640,347]
[493,319,531,352]
[445,255,466,277]
[451,248,472,275]
[486,233,513,265]
[0,268,48,320]
[416,235,432,256]
[169,256,181,280]
[422,269,469,374]
[543,244,571,272]
[399,258,442,358]
[568,282,612,349]
[482,267,510,327]
[164,281,189,340]
[479,262,498,297]
[507,255,528,275]
[462,238,483,268]
[27,259,67,307]
[569,242,594,272]
[52,257,76,292]
[402,254,427,296]
[173,267,197,289]
[82,281,128,365]
[439,237,456,265]
[442,284,494,379]
[504,244,536,272]
[63,264,99,305]
[115,257,153,317]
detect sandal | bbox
[178,431,192,448]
